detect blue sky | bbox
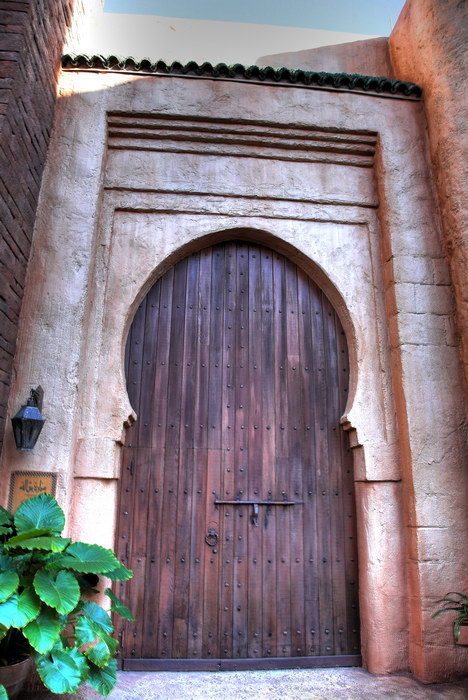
[104,1,406,36]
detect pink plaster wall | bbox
[258,37,393,77]
[390,0,468,395]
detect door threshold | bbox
[123,655,361,671]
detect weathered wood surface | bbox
[116,241,359,665]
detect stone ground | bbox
[22,668,468,699]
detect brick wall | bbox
[0,0,86,453]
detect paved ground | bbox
[22,668,468,699]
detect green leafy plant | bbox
[432,591,468,642]
[0,494,133,697]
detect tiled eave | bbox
[61,54,422,100]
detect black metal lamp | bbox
[11,386,45,451]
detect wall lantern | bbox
[11,386,45,451]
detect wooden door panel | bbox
[116,240,360,667]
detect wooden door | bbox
[116,241,360,670]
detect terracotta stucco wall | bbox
[1,62,466,682]
[390,0,468,397]
[0,0,101,454]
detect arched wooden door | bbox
[116,240,360,670]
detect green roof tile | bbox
[62,54,422,98]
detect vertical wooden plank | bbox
[137,281,161,448]
[181,253,202,660]
[232,242,249,658]
[202,449,221,658]
[114,445,136,659]
[188,247,212,660]
[141,447,165,657]
[247,244,263,658]
[272,252,291,657]
[260,247,277,659]
[322,295,344,655]
[126,447,152,658]
[156,447,179,659]
[187,447,207,660]
[195,248,221,659]
[179,252,200,451]
[220,242,236,659]
[285,260,305,657]
[297,272,319,657]
[206,245,224,658]
[119,296,147,658]
[161,258,187,656]
[173,254,200,658]
[150,269,174,451]
[312,286,334,656]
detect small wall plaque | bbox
[8,471,57,512]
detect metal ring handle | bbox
[205,529,218,547]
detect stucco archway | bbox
[68,218,406,674]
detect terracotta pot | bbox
[0,656,34,700]
[456,624,468,646]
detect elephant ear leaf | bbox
[0,683,7,700]
[87,658,117,697]
[75,615,118,668]
[105,564,133,581]
[34,570,80,615]
[35,648,83,694]
[14,494,65,535]
[0,589,41,628]
[51,543,120,574]
[0,571,19,603]
[23,606,62,654]
[81,601,113,634]
[0,505,12,526]
[105,588,134,621]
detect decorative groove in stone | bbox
[62,54,422,98]
[107,113,377,168]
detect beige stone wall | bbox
[1,66,466,682]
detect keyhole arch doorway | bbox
[116,234,361,670]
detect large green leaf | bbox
[0,526,12,536]
[23,606,61,653]
[83,634,118,669]
[6,528,52,543]
[14,494,65,535]
[0,683,7,700]
[35,648,83,694]
[75,616,117,668]
[106,564,133,581]
[5,536,70,553]
[0,505,12,526]
[0,571,19,602]
[87,658,117,696]
[105,588,135,621]
[68,646,89,681]
[34,570,80,615]
[50,543,120,574]
[81,602,113,635]
[0,553,14,571]
[0,589,41,628]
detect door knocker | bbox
[205,528,218,547]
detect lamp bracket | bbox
[28,385,44,411]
